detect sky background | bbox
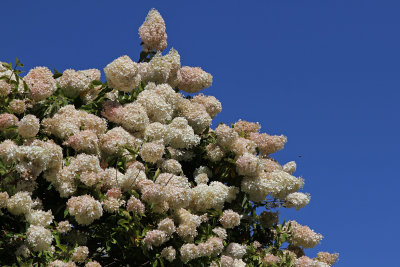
[2,1,400,266]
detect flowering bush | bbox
[0,9,338,267]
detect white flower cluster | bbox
[71,246,89,262]
[42,105,107,140]
[224,242,248,259]
[67,195,103,225]
[190,182,238,211]
[18,114,40,138]
[57,68,100,98]
[220,209,241,229]
[287,220,324,249]
[26,225,53,252]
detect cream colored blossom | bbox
[58,68,100,98]
[283,161,297,174]
[233,120,261,136]
[249,132,287,155]
[180,243,199,263]
[317,252,339,266]
[285,192,311,210]
[7,191,33,215]
[190,182,237,211]
[224,243,247,259]
[67,195,103,225]
[166,117,200,149]
[220,209,241,229]
[288,220,323,249]
[136,89,173,123]
[177,99,212,134]
[100,126,140,156]
[206,143,225,162]
[215,123,239,149]
[9,99,26,114]
[42,105,107,140]
[144,122,167,142]
[139,9,167,52]
[0,113,18,134]
[26,209,53,226]
[0,80,11,96]
[26,225,53,252]
[63,130,99,154]
[192,94,222,118]
[235,153,265,176]
[126,196,145,214]
[104,55,140,92]
[140,140,165,163]
[158,159,182,175]
[143,230,168,249]
[24,67,57,101]
[102,197,124,213]
[57,220,72,233]
[178,66,212,93]
[72,246,89,262]
[161,246,176,262]
[212,227,227,240]
[157,218,176,235]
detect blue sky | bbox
[2,1,400,266]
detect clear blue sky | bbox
[2,1,399,266]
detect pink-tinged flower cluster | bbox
[287,220,323,249]
[139,9,168,52]
[143,229,168,249]
[220,209,241,229]
[0,80,11,97]
[249,132,287,155]
[24,67,57,101]
[126,196,145,214]
[0,113,18,131]
[317,252,339,266]
[263,253,279,265]
[178,66,213,93]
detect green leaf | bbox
[16,58,24,67]
[2,62,12,70]
[53,69,63,79]
[23,80,30,92]
[91,80,103,86]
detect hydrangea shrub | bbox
[0,9,338,267]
